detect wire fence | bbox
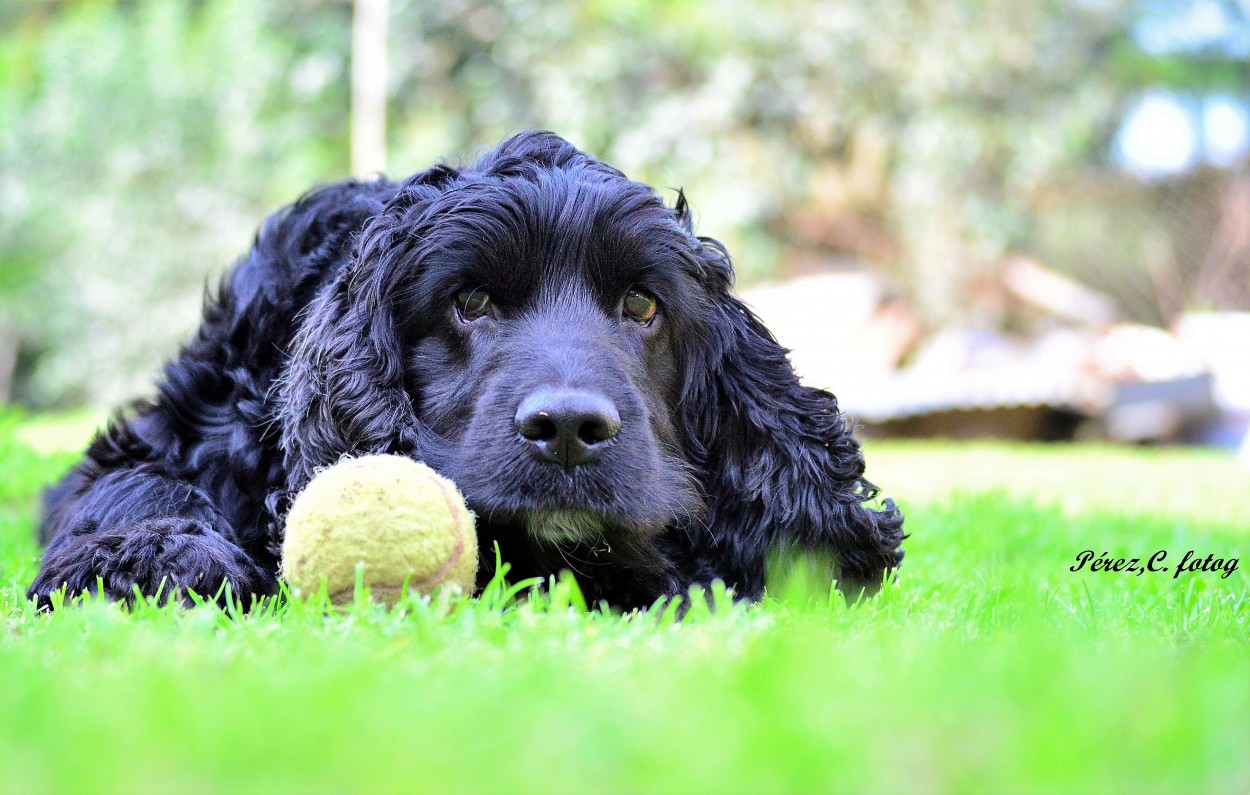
[1028,167,1250,327]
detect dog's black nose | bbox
[515,388,621,469]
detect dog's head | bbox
[279,131,901,593]
[392,156,713,549]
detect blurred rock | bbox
[743,273,1243,445]
[1002,256,1118,327]
[740,272,918,385]
[1174,312,1250,449]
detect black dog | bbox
[27,131,903,610]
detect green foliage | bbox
[392,0,1138,323]
[1,0,1164,405]
[1,1,351,405]
[1,416,1247,792]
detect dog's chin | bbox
[521,508,611,546]
[465,498,658,548]
[450,463,699,544]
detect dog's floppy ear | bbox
[676,202,904,598]
[277,171,457,492]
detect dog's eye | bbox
[454,287,492,322]
[623,288,658,325]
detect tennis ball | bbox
[281,455,478,605]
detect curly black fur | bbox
[27,131,904,610]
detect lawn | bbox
[1,412,1247,794]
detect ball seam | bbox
[409,473,469,593]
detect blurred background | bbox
[1,0,1248,454]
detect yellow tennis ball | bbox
[281,455,478,605]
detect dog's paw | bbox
[27,518,269,609]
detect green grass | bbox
[11,407,107,455]
[1,414,1247,793]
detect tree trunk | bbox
[0,323,16,404]
[351,0,389,178]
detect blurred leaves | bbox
[1,0,351,405]
[0,0,1224,406]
